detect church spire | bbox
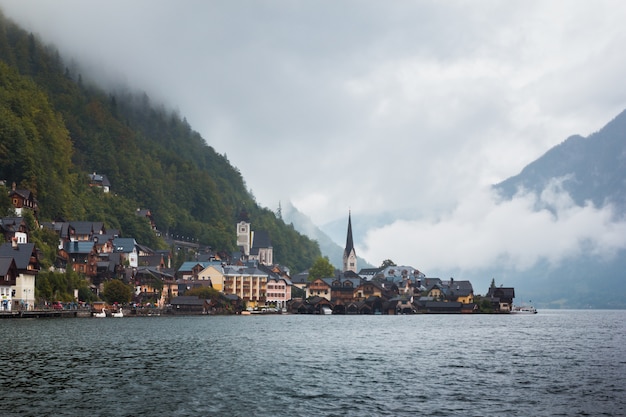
[343,211,357,273]
[345,211,354,255]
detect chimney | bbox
[11,237,18,249]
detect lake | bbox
[1,310,625,416]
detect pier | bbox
[0,310,92,319]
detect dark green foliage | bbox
[186,286,237,313]
[102,279,133,304]
[0,11,320,272]
[308,256,336,281]
[0,183,11,215]
[36,270,89,303]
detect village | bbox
[1,176,519,318]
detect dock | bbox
[0,310,92,319]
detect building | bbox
[88,172,111,193]
[342,211,357,273]
[235,211,273,266]
[0,256,18,311]
[7,183,38,217]
[0,241,39,310]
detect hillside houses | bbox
[1,184,517,314]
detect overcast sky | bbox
[2,0,626,276]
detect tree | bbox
[0,184,11,215]
[308,256,335,281]
[381,259,396,267]
[186,286,220,300]
[102,279,133,304]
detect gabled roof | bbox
[487,286,515,299]
[70,221,103,236]
[0,256,18,280]
[177,261,221,273]
[88,172,111,187]
[135,266,175,280]
[112,237,137,253]
[9,188,37,202]
[252,230,272,248]
[0,217,27,233]
[0,242,37,270]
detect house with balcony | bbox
[113,237,138,268]
[7,184,38,218]
[60,241,99,278]
[88,172,111,193]
[0,217,29,244]
[0,241,39,310]
[0,256,18,311]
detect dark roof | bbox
[344,212,354,256]
[170,296,205,306]
[70,221,103,236]
[0,256,17,279]
[9,188,37,202]
[88,172,111,187]
[0,242,37,270]
[487,287,515,299]
[252,230,272,248]
[113,237,136,253]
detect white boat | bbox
[511,305,537,314]
[93,309,106,318]
[112,308,123,318]
[321,306,332,315]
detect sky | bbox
[2,0,626,277]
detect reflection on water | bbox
[1,310,625,416]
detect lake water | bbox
[1,310,625,416]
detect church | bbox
[342,211,357,273]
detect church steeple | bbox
[343,211,357,273]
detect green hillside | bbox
[0,11,320,272]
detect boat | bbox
[511,305,537,314]
[93,309,106,318]
[112,308,123,318]
[321,306,332,315]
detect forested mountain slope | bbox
[0,11,320,272]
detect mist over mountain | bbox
[0,11,321,272]
[496,109,626,215]
[282,201,373,270]
[482,110,626,308]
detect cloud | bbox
[2,0,626,268]
[359,179,626,272]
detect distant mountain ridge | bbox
[282,201,374,270]
[482,109,626,308]
[495,109,626,215]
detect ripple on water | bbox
[1,311,625,416]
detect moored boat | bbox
[511,305,537,314]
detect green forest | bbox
[0,11,321,273]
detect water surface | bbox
[1,310,624,416]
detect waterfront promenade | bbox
[0,309,91,319]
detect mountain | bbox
[282,201,374,270]
[484,109,626,308]
[0,11,321,272]
[496,109,626,214]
